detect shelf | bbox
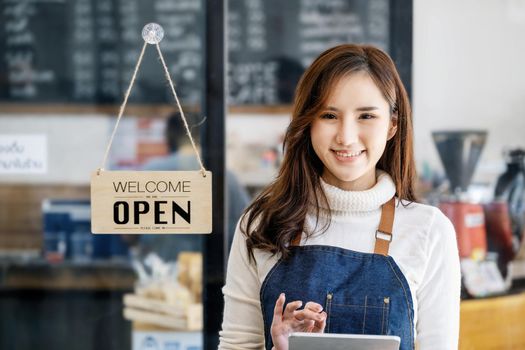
[0,103,294,116]
[0,103,200,116]
[0,259,136,291]
[228,105,292,115]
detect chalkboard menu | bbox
[0,0,205,104]
[228,0,390,105]
[0,0,401,106]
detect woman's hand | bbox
[270,293,327,350]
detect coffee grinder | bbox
[432,130,488,260]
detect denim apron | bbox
[260,197,415,350]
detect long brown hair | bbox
[241,44,418,262]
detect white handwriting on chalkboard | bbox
[228,11,242,51]
[5,52,32,64]
[7,32,34,45]
[3,3,36,17]
[228,62,278,104]
[4,1,55,99]
[74,1,92,16]
[298,0,368,65]
[97,0,113,13]
[8,69,54,84]
[5,17,28,33]
[72,0,96,100]
[245,0,267,51]
[155,0,201,12]
[162,35,201,51]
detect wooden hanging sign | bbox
[91,24,212,234]
[91,170,212,234]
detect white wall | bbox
[413,0,525,185]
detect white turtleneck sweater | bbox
[219,170,461,350]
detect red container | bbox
[439,201,487,259]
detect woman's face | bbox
[310,71,397,191]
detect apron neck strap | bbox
[373,196,396,256]
[290,196,397,256]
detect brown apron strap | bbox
[374,196,396,256]
[291,196,397,254]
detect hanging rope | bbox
[98,23,207,178]
[99,41,147,174]
[155,42,207,178]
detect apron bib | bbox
[260,197,415,350]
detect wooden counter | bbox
[460,292,525,349]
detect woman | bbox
[219,44,461,350]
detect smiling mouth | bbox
[332,150,365,158]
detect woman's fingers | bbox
[293,308,325,322]
[304,302,323,313]
[283,300,303,320]
[273,294,325,333]
[272,293,286,326]
[294,302,324,322]
[303,319,315,332]
[293,302,326,333]
[272,293,303,322]
[312,311,327,333]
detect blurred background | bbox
[1,0,525,349]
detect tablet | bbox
[289,332,401,350]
